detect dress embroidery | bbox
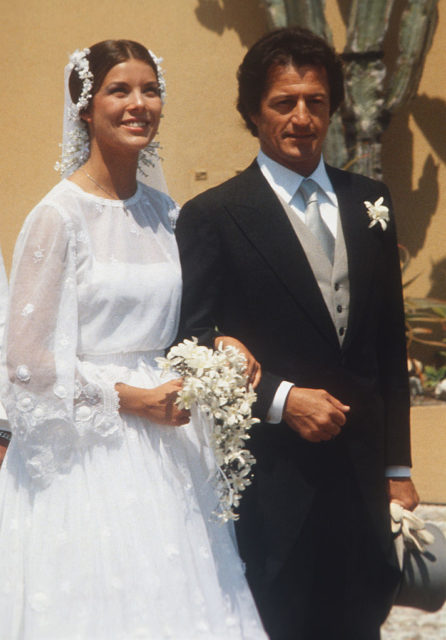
[21,303,34,316]
[33,246,45,263]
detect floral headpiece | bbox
[55,47,166,178]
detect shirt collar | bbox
[257,150,337,206]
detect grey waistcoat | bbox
[279,197,350,346]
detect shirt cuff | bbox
[385,466,411,478]
[266,381,294,423]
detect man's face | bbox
[251,63,331,176]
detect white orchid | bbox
[156,339,258,522]
[364,197,390,230]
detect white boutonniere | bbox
[364,197,390,230]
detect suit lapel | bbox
[226,162,339,349]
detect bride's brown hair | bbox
[69,39,158,111]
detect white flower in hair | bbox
[68,48,93,114]
[148,49,166,104]
[54,48,92,176]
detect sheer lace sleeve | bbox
[1,202,122,486]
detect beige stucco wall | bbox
[382,4,446,301]
[1,0,445,287]
[0,0,267,270]
[411,406,446,503]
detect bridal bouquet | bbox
[156,338,258,522]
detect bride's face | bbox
[83,58,162,156]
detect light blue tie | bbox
[299,178,335,264]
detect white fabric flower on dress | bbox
[364,197,390,230]
[21,303,35,317]
[16,365,31,383]
[33,247,45,263]
[17,394,35,413]
[53,384,68,399]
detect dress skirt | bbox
[0,351,267,639]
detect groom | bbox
[176,27,418,640]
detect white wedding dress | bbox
[0,180,267,640]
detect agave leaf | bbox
[411,328,433,335]
[411,337,446,348]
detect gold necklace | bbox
[81,169,132,215]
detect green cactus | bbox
[259,0,438,179]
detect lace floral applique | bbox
[80,383,101,405]
[16,393,34,412]
[32,404,46,421]
[110,576,123,591]
[168,206,179,231]
[58,333,71,349]
[73,379,83,400]
[29,592,51,613]
[76,230,88,244]
[198,546,211,560]
[15,394,48,429]
[164,543,180,559]
[64,275,76,293]
[33,246,45,263]
[129,222,142,237]
[16,365,31,383]
[73,379,121,442]
[21,303,34,317]
[74,383,101,422]
[53,384,68,399]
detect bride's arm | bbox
[115,379,189,426]
[1,204,122,486]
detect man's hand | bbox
[283,386,350,442]
[387,477,419,511]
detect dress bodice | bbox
[1,179,182,484]
[61,181,181,355]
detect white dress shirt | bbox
[257,151,410,477]
[258,150,339,236]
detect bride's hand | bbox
[115,380,190,426]
[214,336,262,389]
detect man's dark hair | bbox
[237,26,344,136]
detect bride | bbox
[0,39,267,639]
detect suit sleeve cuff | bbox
[266,381,294,424]
[385,466,411,478]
